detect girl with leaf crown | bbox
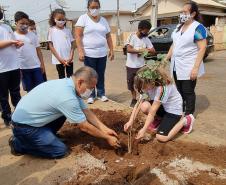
[124,61,195,142]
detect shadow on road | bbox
[196,95,210,116]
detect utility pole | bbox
[116,0,121,46]
[151,0,158,28]
[133,3,137,11]
[0,5,9,22]
[49,4,52,12]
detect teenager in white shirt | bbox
[75,0,114,104]
[124,66,195,142]
[14,11,45,92]
[0,9,23,126]
[166,2,207,116]
[126,20,155,107]
[48,9,75,79]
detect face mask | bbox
[140,32,149,38]
[19,25,28,32]
[80,88,93,99]
[179,13,191,23]
[31,30,37,35]
[55,19,66,27]
[89,8,100,17]
[0,11,3,20]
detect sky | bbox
[0,0,148,22]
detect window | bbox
[149,28,169,38]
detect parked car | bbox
[123,24,214,60]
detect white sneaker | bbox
[87,97,94,104]
[98,96,108,102]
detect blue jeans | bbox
[11,116,67,158]
[84,56,107,98]
[21,68,44,92]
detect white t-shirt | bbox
[126,33,154,68]
[75,14,111,58]
[148,84,183,115]
[0,23,19,73]
[14,31,41,69]
[48,27,74,65]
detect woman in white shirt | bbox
[166,2,207,116]
[75,0,114,104]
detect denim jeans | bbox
[0,69,21,121]
[11,116,67,158]
[173,71,197,115]
[84,56,107,98]
[21,67,44,92]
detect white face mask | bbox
[179,13,191,23]
[55,19,66,27]
[80,88,93,99]
[89,8,100,17]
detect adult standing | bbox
[0,8,23,126]
[75,0,114,104]
[10,67,120,158]
[166,1,207,118]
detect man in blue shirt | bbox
[9,66,120,158]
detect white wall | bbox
[106,14,138,32]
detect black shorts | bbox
[157,112,182,136]
[126,67,140,91]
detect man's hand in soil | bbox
[106,135,121,148]
[136,128,146,140]
[101,126,118,138]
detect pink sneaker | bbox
[182,114,195,134]
[148,118,161,132]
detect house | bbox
[133,0,226,27]
[132,0,226,50]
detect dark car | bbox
[124,24,214,60]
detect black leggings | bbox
[173,71,197,115]
[0,69,21,120]
[56,63,73,79]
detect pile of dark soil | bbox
[60,109,226,185]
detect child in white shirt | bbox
[126,20,155,107]
[124,66,195,142]
[14,11,45,92]
[0,10,23,125]
[48,9,75,79]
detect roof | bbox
[130,9,226,23]
[136,0,151,14]
[136,0,226,14]
[192,0,226,8]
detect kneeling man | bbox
[10,67,120,158]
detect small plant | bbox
[138,52,168,80]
